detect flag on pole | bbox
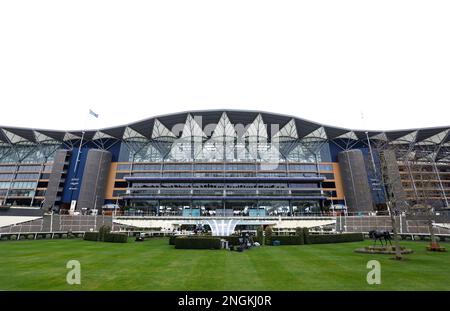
[89,109,99,118]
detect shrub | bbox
[103,233,128,243]
[61,234,68,239]
[84,232,99,241]
[256,227,264,245]
[169,235,178,245]
[19,235,26,240]
[98,225,111,242]
[45,234,52,239]
[265,227,273,245]
[175,236,221,249]
[308,233,364,244]
[27,234,34,240]
[303,228,310,244]
[10,235,17,240]
[84,231,127,243]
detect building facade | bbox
[0,110,448,216]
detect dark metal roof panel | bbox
[2,127,36,142]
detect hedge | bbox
[169,235,178,245]
[221,236,241,246]
[268,227,363,245]
[84,232,127,243]
[265,227,273,246]
[308,233,364,244]
[174,236,221,249]
[272,235,304,245]
[104,233,128,243]
[170,235,246,246]
[256,227,264,245]
[303,228,310,244]
[84,232,100,241]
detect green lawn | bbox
[0,238,449,290]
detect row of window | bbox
[125,191,325,197]
[0,181,38,189]
[0,165,52,172]
[6,189,35,197]
[0,173,50,180]
[119,172,331,178]
[117,163,334,172]
[128,183,320,189]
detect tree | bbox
[368,136,408,260]
[405,158,441,249]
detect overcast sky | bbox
[0,1,449,132]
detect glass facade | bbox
[1,110,447,213]
[115,113,336,215]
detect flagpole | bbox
[73,130,85,174]
[69,109,99,215]
[73,109,99,174]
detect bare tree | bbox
[405,158,441,249]
[368,136,407,260]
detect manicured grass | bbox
[0,238,449,290]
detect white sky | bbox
[0,1,449,132]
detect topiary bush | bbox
[45,234,52,239]
[61,234,68,239]
[265,227,273,245]
[174,236,221,249]
[27,234,34,240]
[256,227,264,245]
[10,235,17,240]
[169,235,178,245]
[303,227,310,244]
[98,225,111,242]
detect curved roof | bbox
[0,109,449,145]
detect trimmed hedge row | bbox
[170,234,264,246]
[83,231,128,243]
[269,227,363,246]
[271,232,364,245]
[308,233,364,244]
[170,235,245,246]
[174,236,221,249]
[84,232,100,241]
[0,232,83,241]
[104,233,128,243]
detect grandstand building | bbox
[0,110,449,218]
